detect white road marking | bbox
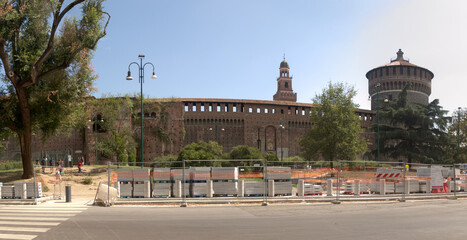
[0,210,82,213]
[0,205,88,239]
[0,207,87,211]
[0,213,76,217]
[0,233,37,240]
[0,216,69,221]
[0,221,60,226]
[0,226,49,232]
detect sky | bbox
[89,0,467,114]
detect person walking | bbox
[78,161,82,173]
[41,157,46,173]
[59,160,64,175]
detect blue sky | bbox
[91,0,467,114]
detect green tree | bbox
[0,1,109,178]
[264,152,278,162]
[227,145,262,159]
[299,82,367,164]
[225,145,263,166]
[92,96,136,165]
[447,108,467,164]
[178,141,223,166]
[378,85,453,163]
[128,147,137,166]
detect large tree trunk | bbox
[18,130,33,179]
[17,87,34,179]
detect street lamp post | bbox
[376,83,381,162]
[209,120,224,143]
[126,55,157,168]
[457,107,461,164]
[280,119,285,166]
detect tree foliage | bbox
[178,141,223,166]
[299,82,367,162]
[226,145,262,159]
[377,85,453,163]
[447,108,467,164]
[91,95,136,165]
[0,0,109,178]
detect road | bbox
[2,199,467,240]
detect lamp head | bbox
[126,71,133,80]
[152,72,157,79]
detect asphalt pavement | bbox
[11,199,463,240]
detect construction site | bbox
[3,160,466,206]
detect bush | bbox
[151,155,180,168]
[83,177,93,185]
[128,148,137,166]
[0,161,22,170]
[42,185,49,192]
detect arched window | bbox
[285,82,289,88]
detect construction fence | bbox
[0,164,63,200]
[101,160,467,206]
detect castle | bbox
[0,50,431,164]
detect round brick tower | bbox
[366,49,433,110]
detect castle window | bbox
[281,109,284,114]
[265,108,268,114]
[295,107,299,115]
[209,104,213,112]
[285,82,289,88]
[249,107,253,113]
[272,108,275,114]
[217,104,221,112]
[200,104,205,112]
[225,105,229,112]
[184,103,189,112]
[257,108,260,113]
[241,104,245,112]
[192,105,196,112]
[233,104,237,112]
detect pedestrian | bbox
[78,160,82,173]
[41,157,46,173]
[59,160,64,175]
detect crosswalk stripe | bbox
[0,226,49,232]
[0,210,82,213]
[0,207,87,211]
[0,216,69,221]
[0,221,60,226]
[0,205,87,239]
[0,213,75,217]
[0,233,37,240]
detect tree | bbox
[178,141,223,166]
[224,145,263,166]
[227,145,262,159]
[91,96,136,165]
[448,108,467,163]
[377,85,453,163]
[299,82,367,164]
[0,1,109,178]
